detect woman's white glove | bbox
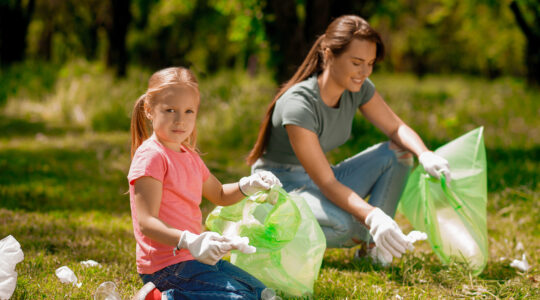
[418,151,451,183]
[365,208,413,264]
[239,171,282,196]
[177,231,232,265]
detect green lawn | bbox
[1,63,538,299]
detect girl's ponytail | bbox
[130,94,149,158]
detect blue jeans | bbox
[139,260,266,300]
[253,141,412,248]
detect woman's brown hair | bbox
[130,67,200,158]
[246,15,384,165]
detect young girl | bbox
[128,67,280,299]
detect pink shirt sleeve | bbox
[128,147,167,185]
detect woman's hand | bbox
[364,208,413,264]
[238,171,282,196]
[419,151,451,182]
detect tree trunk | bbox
[0,0,35,65]
[510,1,540,86]
[105,0,131,77]
[263,0,307,82]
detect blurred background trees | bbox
[0,0,537,84]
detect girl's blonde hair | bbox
[246,15,384,165]
[130,67,200,158]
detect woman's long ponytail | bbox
[245,35,326,165]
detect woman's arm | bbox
[202,174,245,207]
[359,91,429,157]
[133,176,183,246]
[286,124,375,222]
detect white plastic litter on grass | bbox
[80,260,101,268]
[510,254,530,272]
[0,235,24,300]
[55,266,82,288]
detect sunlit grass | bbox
[1,61,538,298]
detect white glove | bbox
[178,231,232,265]
[365,208,413,264]
[418,151,451,183]
[239,171,282,196]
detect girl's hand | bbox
[177,231,232,265]
[238,171,282,196]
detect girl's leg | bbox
[147,260,265,300]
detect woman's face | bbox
[327,39,377,93]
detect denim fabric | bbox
[139,260,266,300]
[253,141,412,248]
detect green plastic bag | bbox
[398,127,488,275]
[206,186,326,297]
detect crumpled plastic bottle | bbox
[0,235,24,299]
[94,281,121,300]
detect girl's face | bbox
[327,39,376,93]
[146,85,199,151]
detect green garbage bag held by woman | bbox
[206,186,326,297]
[398,127,488,275]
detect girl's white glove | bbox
[418,151,451,183]
[239,171,282,196]
[365,208,413,264]
[178,231,232,265]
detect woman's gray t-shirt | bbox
[263,74,376,165]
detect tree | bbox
[104,0,132,77]
[0,0,35,65]
[510,0,540,86]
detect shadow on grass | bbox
[0,142,130,213]
[0,116,84,138]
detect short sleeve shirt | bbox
[264,74,376,164]
[128,135,210,274]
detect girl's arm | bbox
[133,176,183,246]
[202,174,246,207]
[285,124,374,222]
[359,91,429,157]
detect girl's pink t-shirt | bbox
[128,136,210,274]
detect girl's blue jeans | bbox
[252,141,412,248]
[139,260,266,299]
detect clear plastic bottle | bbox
[94,281,121,300]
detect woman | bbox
[247,15,451,264]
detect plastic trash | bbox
[206,186,326,297]
[261,288,282,300]
[398,127,488,275]
[55,266,82,288]
[510,254,530,272]
[94,281,121,300]
[405,230,428,244]
[80,260,101,268]
[0,235,24,300]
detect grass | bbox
[1,61,538,299]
